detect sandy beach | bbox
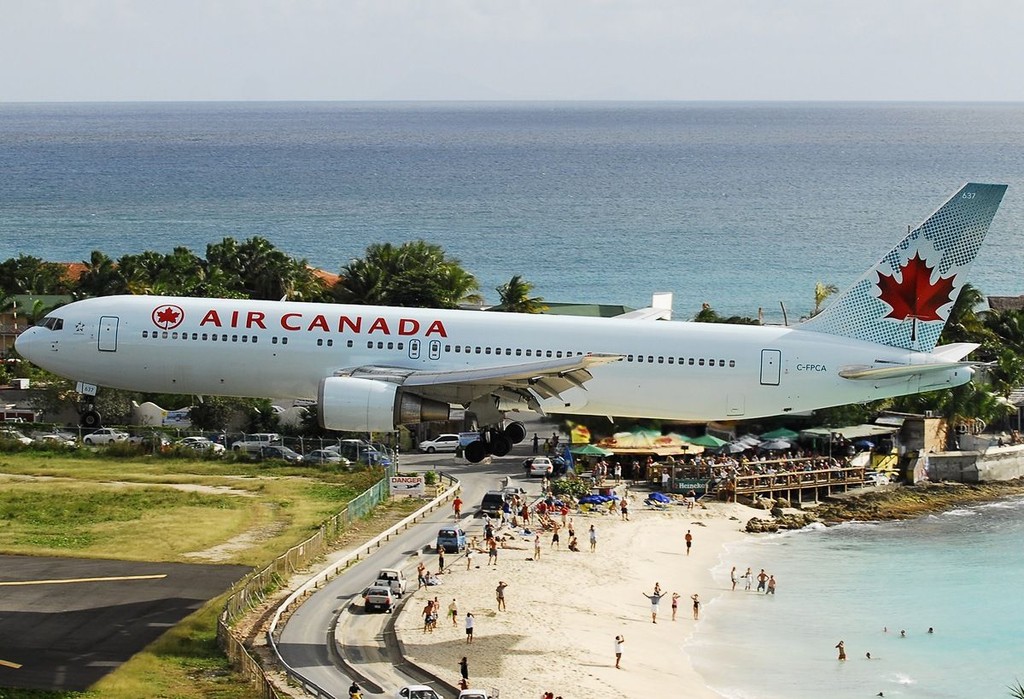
[394,496,767,698]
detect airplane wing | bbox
[335,353,623,409]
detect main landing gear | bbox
[463,421,527,464]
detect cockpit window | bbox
[38,317,64,331]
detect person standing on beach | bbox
[614,635,625,668]
[438,548,445,574]
[691,593,701,619]
[685,529,693,555]
[835,640,846,660]
[642,588,665,623]
[620,498,629,521]
[730,566,738,591]
[496,581,508,611]
[551,523,560,549]
[466,548,474,570]
[417,562,427,589]
[743,567,753,591]
[448,598,459,626]
[757,569,768,592]
[589,524,597,552]
[465,612,475,643]
[459,656,469,683]
[671,592,680,620]
[488,537,498,565]
[534,533,542,560]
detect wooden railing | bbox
[731,465,866,496]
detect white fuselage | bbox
[15,295,972,422]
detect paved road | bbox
[0,556,249,692]
[277,430,553,698]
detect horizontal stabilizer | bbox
[839,362,973,381]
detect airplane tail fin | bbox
[801,183,1007,352]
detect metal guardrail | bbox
[265,473,460,698]
[218,464,397,698]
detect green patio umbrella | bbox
[570,444,615,456]
[760,427,799,440]
[689,434,727,448]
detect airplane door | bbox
[98,316,119,352]
[428,340,441,360]
[408,339,421,360]
[760,349,781,386]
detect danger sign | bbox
[389,476,425,497]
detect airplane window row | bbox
[627,355,736,368]
[141,330,285,345]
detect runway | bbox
[0,555,248,691]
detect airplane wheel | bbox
[490,433,512,457]
[504,421,527,444]
[464,440,487,463]
[82,410,102,428]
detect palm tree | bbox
[812,282,838,316]
[335,240,481,308]
[495,275,547,313]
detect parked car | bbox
[127,432,169,448]
[458,690,492,699]
[177,436,226,454]
[230,432,282,453]
[35,432,78,447]
[256,445,303,463]
[417,433,460,453]
[436,526,467,553]
[303,449,350,466]
[83,428,129,445]
[396,686,441,699]
[327,439,391,466]
[479,491,506,519]
[375,568,408,597]
[0,428,33,445]
[363,585,395,613]
[525,456,554,477]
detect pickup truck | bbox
[230,433,282,453]
[375,568,408,597]
[83,428,129,445]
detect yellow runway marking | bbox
[0,659,22,669]
[0,573,167,586]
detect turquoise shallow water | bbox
[693,497,1024,699]
[3,102,1024,322]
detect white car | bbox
[397,686,442,699]
[83,428,129,445]
[178,436,226,454]
[0,428,33,445]
[526,456,554,477]
[418,433,460,453]
[230,432,282,453]
[375,568,408,597]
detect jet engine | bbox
[318,376,450,432]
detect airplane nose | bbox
[14,327,41,360]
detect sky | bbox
[2,0,1023,102]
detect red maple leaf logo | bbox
[876,254,955,322]
[152,305,184,330]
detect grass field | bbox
[0,451,419,699]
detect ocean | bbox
[2,102,1024,322]
[696,497,1024,699]
[3,102,1024,696]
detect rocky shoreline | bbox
[743,479,1024,532]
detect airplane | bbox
[15,183,1007,463]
